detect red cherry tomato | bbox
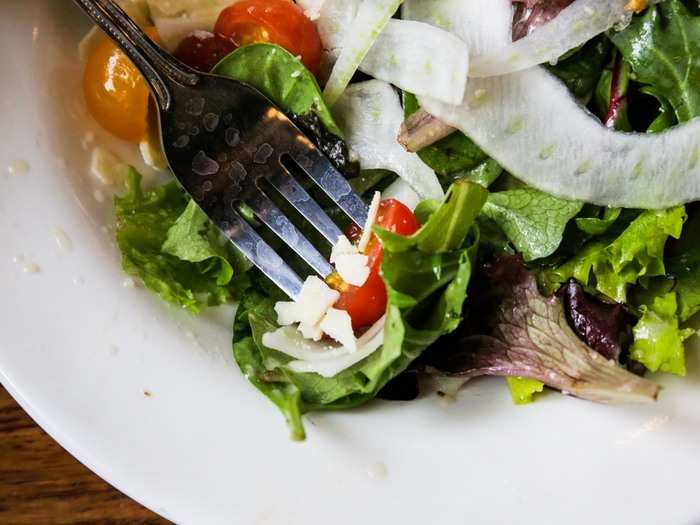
[214,0,322,75]
[335,200,419,330]
[174,30,237,72]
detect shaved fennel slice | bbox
[335,81,444,200]
[360,20,469,105]
[263,316,386,378]
[314,0,360,76]
[402,0,512,55]
[419,68,700,209]
[470,0,636,78]
[322,0,403,106]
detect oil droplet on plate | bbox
[7,159,30,176]
[53,228,73,252]
[366,462,388,480]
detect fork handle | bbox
[73,0,200,111]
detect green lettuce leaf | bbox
[233,180,487,439]
[115,170,236,313]
[480,189,583,262]
[506,377,545,405]
[540,207,686,302]
[668,248,700,322]
[547,35,611,101]
[630,291,694,376]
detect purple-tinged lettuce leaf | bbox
[558,281,631,362]
[429,257,660,403]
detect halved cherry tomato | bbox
[174,30,237,73]
[334,200,420,330]
[214,0,322,75]
[83,27,159,143]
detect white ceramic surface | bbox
[2,3,700,524]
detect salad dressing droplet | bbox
[7,159,30,176]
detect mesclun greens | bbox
[107,0,700,438]
[234,181,487,439]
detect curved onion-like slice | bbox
[311,0,468,104]
[402,0,512,55]
[335,80,444,200]
[470,0,637,78]
[419,67,700,209]
[360,20,469,105]
[262,317,385,378]
[322,0,403,106]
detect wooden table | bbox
[0,386,168,524]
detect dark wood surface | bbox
[0,386,169,524]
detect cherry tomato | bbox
[214,0,322,75]
[335,200,420,330]
[174,30,237,72]
[83,27,159,143]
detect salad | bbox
[80,0,700,439]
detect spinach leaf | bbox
[214,43,343,136]
[611,0,700,123]
[213,44,350,170]
[480,189,583,262]
[115,170,236,313]
[233,181,487,439]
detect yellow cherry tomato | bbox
[83,27,159,143]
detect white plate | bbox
[2,3,700,524]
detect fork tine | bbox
[266,169,344,245]
[219,209,304,300]
[244,191,335,279]
[289,142,369,227]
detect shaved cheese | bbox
[334,81,444,201]
[323,0,403,106]
[470,0,639,78]
[299,321,323,342]
[334,253,370,286]
[358,191,381,252]
[320,308,356,351]
[330,235,358,263]
[90,147,129,186]
[295,0,326,20]
[273,276,340,327]
[419,67,700,209]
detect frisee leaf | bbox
[540,207,686,302]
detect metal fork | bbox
[74,0,369,299]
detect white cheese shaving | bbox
[90,147,129,186]
[334,253,370,286]
[358,191,381,252]
[330,235,358,263]
[320,308,356,351]
[273,276,340,328]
